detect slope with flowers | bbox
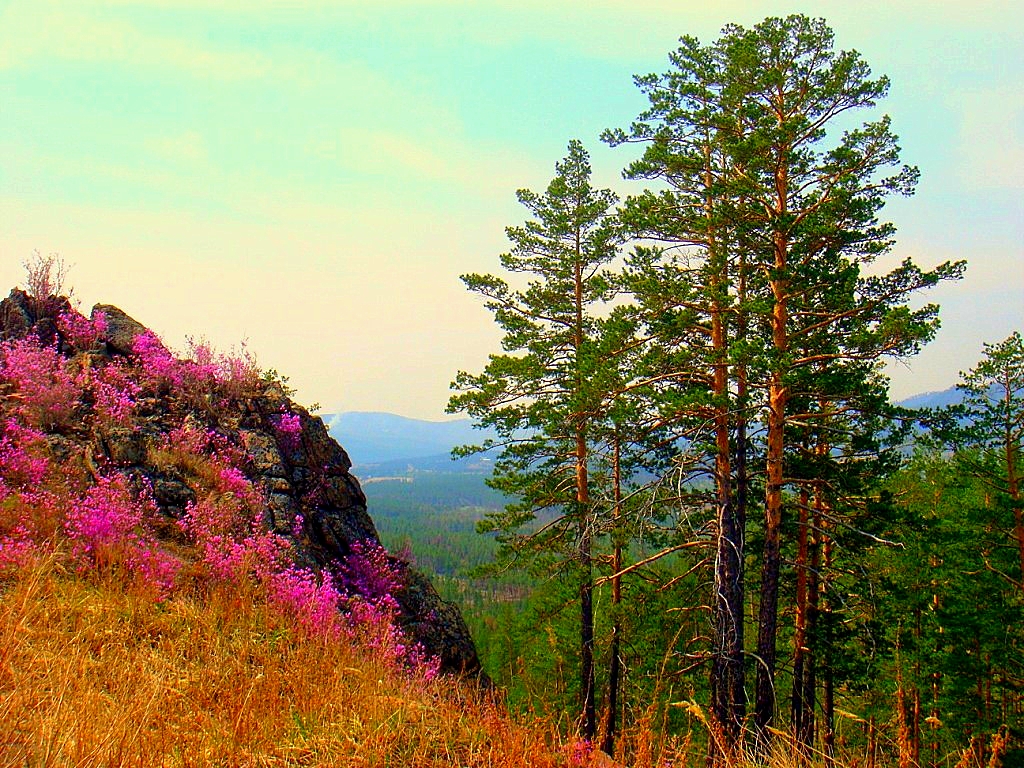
[0,287,479,676]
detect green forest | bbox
[423,13,1022,767]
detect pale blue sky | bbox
[1,0,1020,419]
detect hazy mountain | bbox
[323,412,496,474]
[325,386,964,474]
[897,386,963,410]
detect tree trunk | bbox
[755,371,786,736]
[711,298,745,751]
[792,487,811,744]
[820,509,835,762]
[793,484,820,752]
[601,437,623,756]
[755,162,790,739]
[573,254,596,742]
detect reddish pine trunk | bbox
[601,439,623,756]
[755,156,790,740]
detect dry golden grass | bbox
[0,553,867,768]
[0,553,567,768]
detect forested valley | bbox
[386,14,1022,767]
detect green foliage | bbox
[437,12,1015,762]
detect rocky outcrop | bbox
[0,288,70,346]
[92,303,149,357]
[0,289,481,676]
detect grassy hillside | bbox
[0,551,568,767]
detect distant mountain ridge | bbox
[896,386,964,410]
[324,412,495,473]
[325,388,963,473]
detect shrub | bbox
[65,474,180,597]
[180,496,289,584]
[131,330,190,391]
[0,418,50,497]
[89,360,141,425]
[57,309,107,352]
[0,336,79,428]
[22,250,70,300]
[271,410,302,453]
[267,565,344,637]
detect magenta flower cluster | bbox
[64,474,180,598]
[0,419,49,498]
[271,411,302,452]
[0,337,79,428]
[57,309,107,352]
[89,360,141,425]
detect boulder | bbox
[93,303,149,357]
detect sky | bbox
[1,0,1021,421]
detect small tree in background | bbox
[947,332,1024,587]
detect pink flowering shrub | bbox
[187,338,262,398]
[57,309,107,352]
[217,465,257,502]
[271,411,302,453]
[182,338,221,385]
[332,539,438,676]
[267,565,345,637]
[0,419,50,499]
[64,474,180,597]
[131,330,186,389]
[0,336,79,428]
[0,420,52,571]
[158,424,247,474]
[180,493,288,584]
[566,738,594,767]
[340,539,404,605]
[65,475,146,558]
[87,360,140,425]
[0,523,38,570]
[132,334,264,406]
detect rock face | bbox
[0,289,481,675]
[0,289,71,346]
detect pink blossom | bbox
[271,411,302,452]
[267,566,344,637]
[57,309,107,351]
[340,539,403,606]
[0,525,37,571]
[0,336,79,427]
[89,361,140,425]
[0,419,50,492]
[131,330,185,388]
[65,473,180,595]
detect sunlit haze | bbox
[2,0,1020,419]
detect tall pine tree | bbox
[448,140,622,741]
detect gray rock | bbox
[93,303,149,357]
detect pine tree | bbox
[951,332,1024,586]
[448,140,622,741]
[606,14,964,746]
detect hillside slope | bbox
[0,555,564,767]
